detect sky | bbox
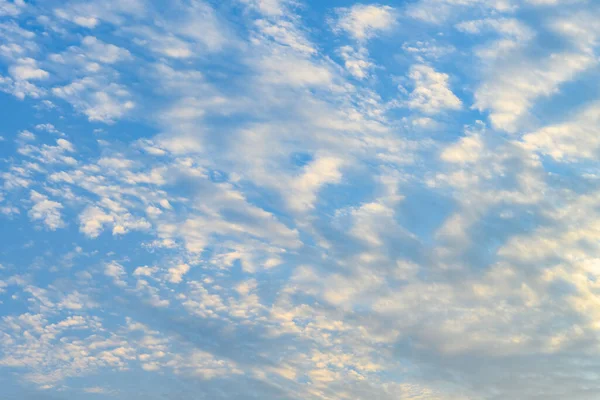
[1,0,600,399]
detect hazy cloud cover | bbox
[1,0,600,399]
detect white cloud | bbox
[258,52,334,87]
[17,130,35,141]
[134,265,157,277]
[440,134,484,164]
[241,0,292,16]
[52,78,135,123]
[255,19,315,54]
[333,4,397,41]
[339,46,372,79]
[0,43,25,59]
[404,64,462,114]
[526,0,561,5]
[0,0,25,17]
[34,123,61,135]
[468,12,600,132]
[456,18,535,60]
[0,75,46,99]
[53,0,147,28]
[235,279,258,296]
[105,261,126,286]
[402,40,455,61]
[80,36,132,64]
[522,102,600,161]
[54,8,99,28]
[166,1,229,52]
[128,27,193,59]
[167,263,190,284]
[77,202,150,238]
[3,1,600,398]
[28,191,65,230]
[126,1,229,59]
[78,206,114,238]
[474,52,594,132]
[9,58,49,81]
[407,0,516,24]
[17,139,77,167]
[288,156,344,211]
[456,17,533,39]
[83,387,109,394]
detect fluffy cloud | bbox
[467,12,599,132]
[79,36,132,64]
[288,156,344,211]
[104,261,126,286]
[167,263,190,284]
[338,45,373,79]
[404,64,462,114]
[333,4,397,41]
[522,102,600,161]
[474,52,593,132]
[0,0,25,17]
[28,191,64,230]
[9,58,49,81]
[52,77,135,123]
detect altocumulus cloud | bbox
[1,0,600,399]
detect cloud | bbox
[78,206,114,238]
[167,263,190,284]
[467,12,599,132]
[79,36,132,64]
[127,26,194,59]
[474,52,594,132]
[258,51,334,87]
[407,0,516,24]
[17,130,35,141]
[440,134,484,164]
[53,0,146,28]
[105,261,126,286]
[9,58,49,81]
[2,57,49,99]
[0,0,25,17]
[338,46,372,79]
[0,75,46,99]
[254,19,316,55]
[54,9,99,28]
[83,387,108,394]
[2,0,600,399]
[52,77,135,123]
[125,1,230,59]
[288,156,344,211]
[401,40,456,61]
[77,202,150,238]
[34,123,61,135]
[241,0,293,16]
[333,4,397,41]
[522,102,600,161]
[404,64,462,114]
[28,191,65,230]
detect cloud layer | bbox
[1,0,600,399]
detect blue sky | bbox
[1,0,600,398]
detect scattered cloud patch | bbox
[404,64,462,114]
[0,1,599,399]
[52,78,135,123]
[333,4,397,41]
[28,191,64,230]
